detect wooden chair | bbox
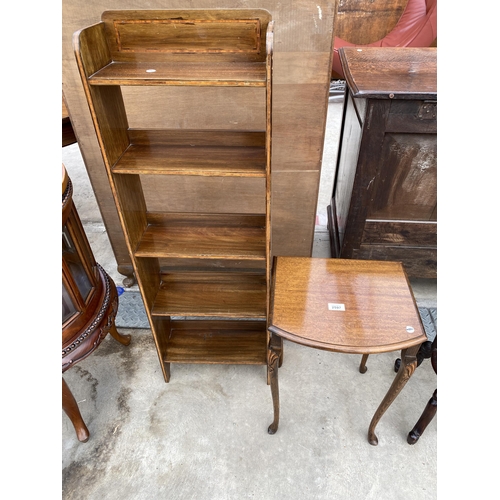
[407,336,437,444]
[331,0,437,79]
[359,336,437,444]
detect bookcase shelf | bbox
[165,320,268,365]
[112,143,266,177]
[151,272,267,318]
[88,61,267,86]
[134,213,266,260]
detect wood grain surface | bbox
[153,272,267,318]
[63,1,335,273]
[165,320,267,364]
[334,0,408,44]
[135,213,266,260]
[340,47,437,99]
[90,62,267,86]
[269,257,426,353]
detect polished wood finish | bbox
[100,9,269,61]
[89,62,267,86]
[62,378,89,443]
[112,139,266,177]
[62,165,131,442]
[267,334,281,434]
[341,47,436,98]
[366,342,421,445]
[267,256,427,444]
[74,10,273,383]
[328,47,437,278]
[269,257,425,353]
[407,336,436,444]
[152,273,267,318]
[62,2,335,282]
[165,320,268,364]
[135,213,266,260]
[361,338,434,375]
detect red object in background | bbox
[331,0,437,79]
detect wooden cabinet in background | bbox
[73,9,274,383]
[328,47,437,278]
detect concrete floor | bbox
[62,100,437,500]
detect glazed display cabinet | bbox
[62,164,131,441]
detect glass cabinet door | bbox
[62,226,93,302]
[62,280,78,324]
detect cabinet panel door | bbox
[354,244,437,279]
[368,133,437,221]
[361,220,436,247]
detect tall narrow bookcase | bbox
[73,9,274,382]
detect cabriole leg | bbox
[62,377,90,443]
[109,323,131,346]
[367,344,420,445]
[267,335,280,434]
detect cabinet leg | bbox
[109,323,131,346]
[367,344,420,445]
[117,265,136,288]
[267,339,280,435]
[62,377,89,443]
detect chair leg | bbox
[408,336,437,444]
[359,354,369,373]
[407,388,437,444]
[62,377,89,443]
[395,340,433,372]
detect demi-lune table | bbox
[267,257,427,445]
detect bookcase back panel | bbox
[122,87,265,130]
[102,9,272,62]
[141,175,266,214]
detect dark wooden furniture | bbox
[407,335,436,444]
[73,10,273,383]
[266,256,427,445]
[63,165,131,442]
[327,47,437,278]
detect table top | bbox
[269,257,427,354]
[339,47,437,100]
